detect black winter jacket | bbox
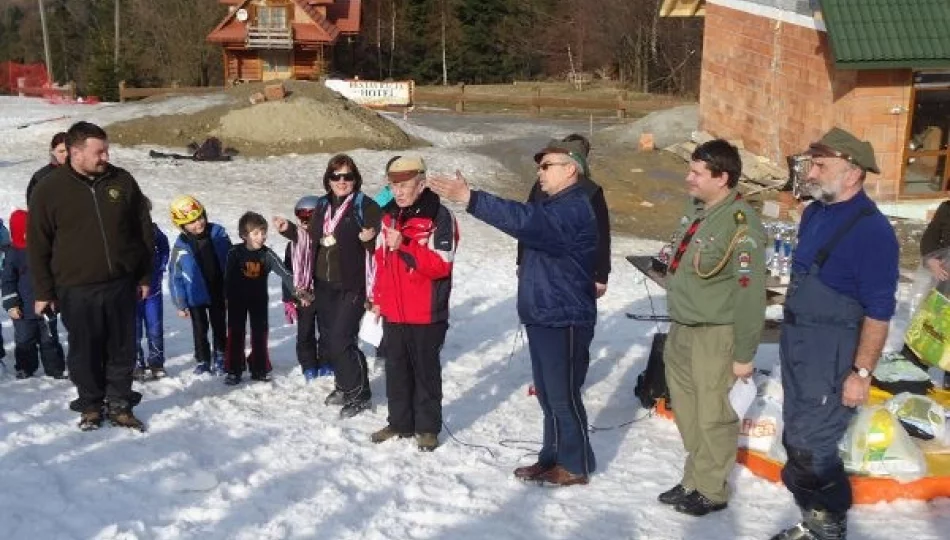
[27,163,154,300]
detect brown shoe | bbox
[108,409,146,432]
[536,465,589,487]
[415,432,439,452]
[78,410,103,431]
[371,425,412,444]
[513,462,554,481]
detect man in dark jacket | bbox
[430,139,597,486]
[28,121,154,432]
[517,133,611,297]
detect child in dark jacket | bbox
[168,195,231,375]
[1,210,66,379]
[224,212,312,385]
[135,216,170,380]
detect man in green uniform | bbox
[658,138,767,516]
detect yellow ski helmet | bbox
[169,195,206,226]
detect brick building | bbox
[661,0,950,201]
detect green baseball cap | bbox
[533,139,589,177]
[805,127,880,174]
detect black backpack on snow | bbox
[634,332,670,409]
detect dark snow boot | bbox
[770,508,847,540]
[133,365,150,382]
[324,389,346,406]
[339,397,372,418]
[108,403,146,432]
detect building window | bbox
[903,72,950,195]
[257,6,288,29]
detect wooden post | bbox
[455,83,465,113]
[617,90,626,120]
[171,80,180,89]
[119,80,126,102]
[67,81,76,100]
[533,86,541,116]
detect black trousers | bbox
[314,280,369,400]
[58,278,137,411]
[13,316,65,376]
[295,301,329,370]
[384,321,448,434]
[225,295,270,376]
[188,298,227,365]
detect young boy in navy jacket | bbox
[135,199,170,380]
[1,210,66,379]
[168,195,231,375]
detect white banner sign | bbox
[324,79,413,107]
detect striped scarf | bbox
[292,226,314,291]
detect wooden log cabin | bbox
[207,0,361,83]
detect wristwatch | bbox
[851,365,871,379]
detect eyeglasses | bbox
[295,209,314,221]
[537,162,570,171]
[330,172,356,182]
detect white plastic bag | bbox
[729,379,757,419]
[840,406,927,481]
[739,396,783,456]
[883,392,947,442]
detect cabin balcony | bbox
[246,26,293,49]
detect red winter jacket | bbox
[372,188,458,324]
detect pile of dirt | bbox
[107,80,414,157]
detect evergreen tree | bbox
[454,0,511,83]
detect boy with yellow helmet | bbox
[167,195,232,375]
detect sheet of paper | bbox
[359,312,384,347]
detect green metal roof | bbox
[822,0,950,70]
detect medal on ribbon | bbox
[321,194,353,248]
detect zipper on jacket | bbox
[88,183,114,274]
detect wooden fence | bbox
[412,84,682,118]
[119,81,223,102]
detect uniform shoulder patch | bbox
[734,210,746,225]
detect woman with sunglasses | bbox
[275,154,382,417]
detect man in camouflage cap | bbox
[659,138,767,516]
[769,127,898,540]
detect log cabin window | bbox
[257,6,288,29]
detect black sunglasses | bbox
[537,161,569,171]
[330,172,356,182]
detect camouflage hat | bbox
[805,127,880,174]
[533,138,589,176]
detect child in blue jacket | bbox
[1,210,66,379]
[135,203,170,380]
[168,195,231,375]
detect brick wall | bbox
[699,3,912,199]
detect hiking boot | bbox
[150,366,167,379]
[108,408,146,432]
[133,366,150,382]
[79,409,103,431]
[770,509,847,540]
[513,462,554,481]
[339,397,372,418]
[324,389,346,406]
[371,426,412,444]
[658,484,694,506]
[536,465,589,486]
[15,369,31,379]
[303,367,318,383]
[250,372,271,382]
[224,373,241,386]
[193,362,211,375]
[674,490,727,517]
[416,432,439,452]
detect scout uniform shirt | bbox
[665,189,767,363]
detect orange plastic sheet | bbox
[655,398,950,503]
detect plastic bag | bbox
[883,392,947,442]
[739,396,783,456]
[840,406,927,481]
[730,379,757,419]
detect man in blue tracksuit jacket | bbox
[430,138,597,487]
[770,128,898,540]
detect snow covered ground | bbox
[0,96,947,540]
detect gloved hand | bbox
[283,300,297,324]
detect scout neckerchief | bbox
[668,192,742,275]
[321,193,354,247]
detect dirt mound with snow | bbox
[107,80,414,157]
